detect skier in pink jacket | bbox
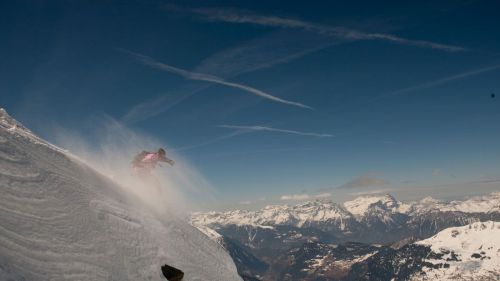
[132,148,174,178]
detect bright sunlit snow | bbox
[0,109,242,281]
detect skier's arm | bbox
[159,156,175,166]
[166,157,174,166]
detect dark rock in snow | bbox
[161,264,184,281]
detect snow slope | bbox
[0,109,242,281]
[412,221,500,281]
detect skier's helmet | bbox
[158,148,166,156]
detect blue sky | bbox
[1,0,500,209]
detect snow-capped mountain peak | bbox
[343,193,410,217]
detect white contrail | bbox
[170,6,465,52]
[120,49,312,109]
[219,125,334,138]
[375,63,500,101]
[172,130,250,152]
[123,32,339,123]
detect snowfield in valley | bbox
[411,221,500,281]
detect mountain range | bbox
[191,193,500,280]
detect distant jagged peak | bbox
[258,199,341,211]
[293,199,344,209]
[343,193,409,217]
[410,192,500,214]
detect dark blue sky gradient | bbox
[1,0,499,207]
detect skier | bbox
[132,148,174,188]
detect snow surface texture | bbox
[412,221,500,281]
[0,109,242,281]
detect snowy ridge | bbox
[0,109,242,281]
[194,225,223,243]
[191,200,354,230]
[0,108,67,154]
[412,221,500,281]
[410,192,500,214]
